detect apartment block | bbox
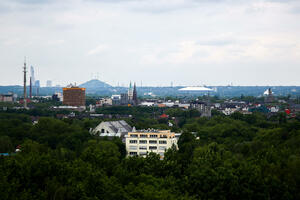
[63,86,86,107]
[125,129,177,158]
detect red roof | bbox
[160,114,169,118]
[285,109,291,115]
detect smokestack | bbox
[29,77,32,99]
[23,57,27,108]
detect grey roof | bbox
[104,120,132,133]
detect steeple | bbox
[133,82,138,105]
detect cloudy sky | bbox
[0,0,300,87]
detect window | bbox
[101,129,105,133]
[150,135,158,138]
[129,146,137,150]
[140,152,147,156]
[131,134,138,138]
[129,140,137,144]
[159,152,164,156]
[160,135,167,138]
[159,140,167,144]
[139,140,147,144]
[129,152,137,155]
[159,146,166,150]
[149,140,157,144]
[139,146,147,150]
[140,134,147,138]
[149,146,157,150]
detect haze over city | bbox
[0,0,300,86]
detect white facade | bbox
[125,129,177,158]
[96,98,113,107]
[0,94,14,102]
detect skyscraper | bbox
[35,80,40,88]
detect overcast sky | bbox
[0,0,300,87]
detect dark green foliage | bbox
[0,111,300,199]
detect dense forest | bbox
[0,109,300,199]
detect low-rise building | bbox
[96,98,113,107]
[125,129,177,158]
[93,120,132,141]
[0,93,16,103]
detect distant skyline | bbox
[0,0,300,87]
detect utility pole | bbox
[23,57,27,108]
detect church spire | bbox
[133,82,138,105]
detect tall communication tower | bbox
[23,58,27,108]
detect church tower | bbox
[128,81,134,100]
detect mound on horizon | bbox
[79,79,112,89]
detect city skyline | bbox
[0,0,300,86]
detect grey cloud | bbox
[11,0,54,4]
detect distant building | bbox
[120,93,129,105]
[46,80,52,87]
[96,98,113,107]
[190,101,211,117]
[125,129,177,158]
[111,95,121,105]
[93,120,132,141]
[128,82,134,101]
[52,94,60,102]
[264,88,275,103]
[0,93,14,102]
[35,80,40,88]
[63,85,86,107]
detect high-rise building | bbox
[63,86,86,107]
[35,80,40,88]
[46,80,52,87]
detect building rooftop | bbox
[130,128,172,133]
[102,120,132,133]
[179,86,213,91]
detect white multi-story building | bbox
[125,129,177,158]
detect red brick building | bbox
[63,86,86,107]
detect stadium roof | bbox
[179,86,213,91]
